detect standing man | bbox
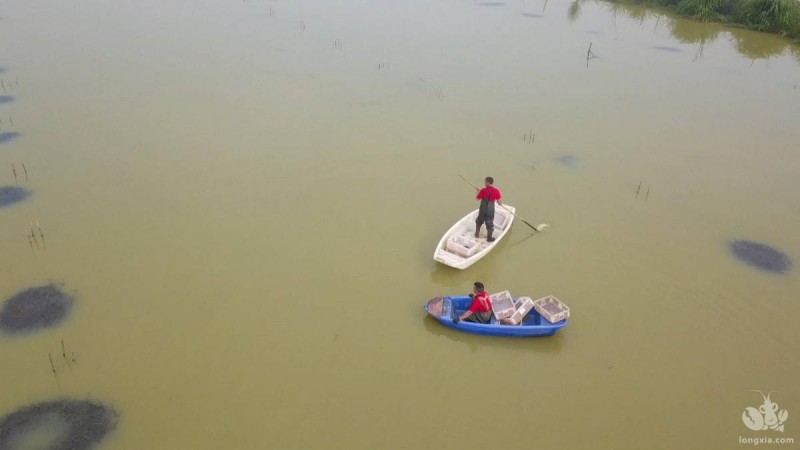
[475,176,502,242]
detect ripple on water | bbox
[729,240,792,274]
[480,2,506,6]
[0,186,30,208]
[0,131,21,144]
[0,399,118,450]
[0,284,74,335]
[652,45,683,53]
[0,95,14,104]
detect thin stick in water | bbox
[61,338,71,368]
[12,163,17,184]
[9,116,13,127]
[29,222,41,250]
[49,353,59,386]
[37,221,45,249]
[586,42,595,68]
[27,230,35,254]
[636,180,642,198]
[646,185,651,202]
[22,163,28,181]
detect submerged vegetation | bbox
[0,399,118,449]
[607,0,800,38]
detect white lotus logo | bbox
[742,391,789,432]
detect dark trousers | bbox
[476,210,495,235]
[465,311,493,324]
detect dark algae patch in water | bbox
[0,186,30,208]
[0,399,118,450]
[0,284,74,335]
[729,240,792,274]
[0,132,20,145]
[555,154,579,167]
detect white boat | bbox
[433,205,515,270]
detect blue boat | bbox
[425,296,567,337]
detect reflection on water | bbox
[428,256,502,289]
[669,17,723,44]
[604,1,799,60]
[568,0,583,22]
[729,27,791,60]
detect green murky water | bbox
[1,0,798,448]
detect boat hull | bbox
[425,296,567,337]
[433,205,515,270]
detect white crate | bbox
[445,236,480,258]
[504,297,535,325]
[534,295,570,323]
[489,290,515,320]
[493,213,509,230]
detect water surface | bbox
[0,0,798,449]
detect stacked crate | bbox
[489,291,516,320]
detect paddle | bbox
[458,174,548,232]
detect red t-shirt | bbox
[476,187,502,202]
[468,292,492,313]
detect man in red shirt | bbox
[453,282,493,324]
[475,176,502,242]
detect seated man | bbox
[453,282,492,324]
